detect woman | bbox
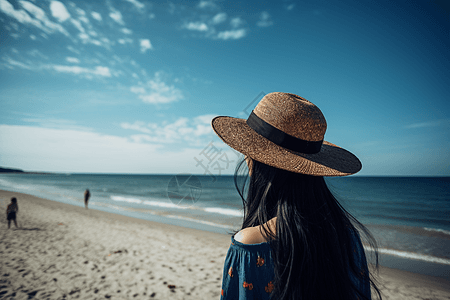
[212,92,381,300]
[6,197,19,229]
[84,189,90,209]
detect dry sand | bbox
[1,190,449,300]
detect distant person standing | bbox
[6,197,18,229]
[84,189,91,209]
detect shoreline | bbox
[0,189,231,299]
[1,190,450,299]
[2,185,449,279]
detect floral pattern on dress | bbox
[243,282,253,290]
[220,236,274,299]
[265,281,274,293]
[220,232,371,300]
[256,256,265,267]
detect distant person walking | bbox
[84,189,91,209]
[6,197,19,229]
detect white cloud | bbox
[140,39,152,53]
[257,11,273,27]
[22,118,92,131]
[230,17,244,28]
[8,21,19,31]
[404,119,450,129]
[19,1,46,20]
[132,73,183,104]
[124,0,145,10]
[77,8,86,15]
[20,1,69,34]
[78,15,89,24]
[0,0,36,26]
[66,57,80,63]
[211,12,226,24]
[194,114,216,125]
[185,22,208,31]
[286,3,295,11]
[121,121,153,134]
[109,9,124,25]
[120,114,215,145]
[88,30,98,37]
[141,83,181,104]
[139,86,180,104]
[217,29,246,40]
[2,57,113,79]
[67,45,80,54]
[91,11,102,21]
[100,37,111,45]
[92,66,111,77]
[78,32,88,39]
[3,56,32,69]
[182,14,248,40]
[50,1,70,22]
[78,33,103,46]
[51,65,111,77]
[71,21,109,48]
[118,38,133,44]
[28,49,48,59]
[130,86,146,94]
[0,125,192,174]
[0,0,68,36]
[70,19,85,33]
[197,0,217,10]
[121,28,133,34]
[1,124,227,174]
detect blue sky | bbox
[0,0,449,176]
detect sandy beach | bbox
[1,190,449,300]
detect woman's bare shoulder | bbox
[234,227,266,244]
[234,218,276,244]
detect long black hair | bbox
[234,157,382,300]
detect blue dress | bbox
[220,233,371,299]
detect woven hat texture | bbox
[211,92,361,176]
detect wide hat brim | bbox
[212,116,362,176]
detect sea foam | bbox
[365,246,450,265]
[142,200,186,209]
[110,195,142,204]
[165,214,235,230]
[203,207,243,217]
[424,227,450,236]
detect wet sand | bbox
[1,190,449,299]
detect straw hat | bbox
[211,92,361,176]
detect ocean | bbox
[0,174,449,279]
